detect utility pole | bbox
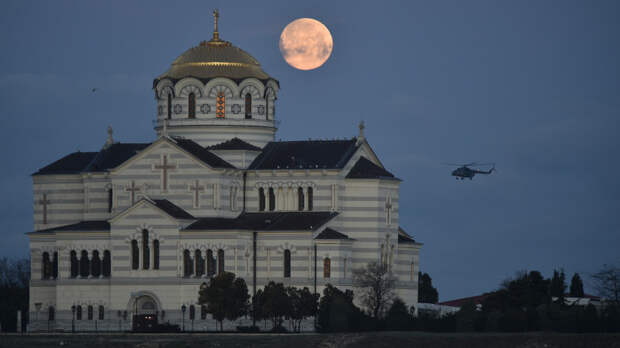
[252,230,257,327]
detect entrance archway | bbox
[128,291,161,332]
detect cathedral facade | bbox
[27,16,421,332]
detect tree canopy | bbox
[197,272,249,331]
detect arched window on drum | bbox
[245,93,252,119]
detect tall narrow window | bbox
[142,229,150,270]
[103,250,111,277]
[189,305,195,320]
[265,97,269,120]
[258,188,265,211]
[188,93,196,118]
[167,93,172,119]
[79,250,89,278]
[268,188,275,211]
[216,92,225,118]
[195,250,204,277]
[131,240,139,270]
[88,305,93,320]
[206,250,215,276]
[323,257,331,278]
[298,187,304,211]
[91,250,101,278]
[70,250,78,278]
[308,187,313,211]
[107,188,113,213]
[201,305,207,320]
[48,306,55,321]
[283,249,291,278]
[42,252,51,279]
[245,93,252,119]
[76,305,82,320]
[183,249,192,277]
[52,251,58,279]
[153,240,160,270]
[217,249,225,275]
[98,305,105,320]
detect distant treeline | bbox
[0,257,29,332]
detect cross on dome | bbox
[203,9,231,47]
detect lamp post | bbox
[71,305,75,333]
[181,305,186,332]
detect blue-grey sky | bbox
[1,0,618,301]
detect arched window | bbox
[98,305,105,320]
[107,188,113,213]
[70,250,78,278]
[48,306,55,321]
[323,257,331,278]
[153,240,160,270]
[76,305,82,320]
[284,249,291,278]
[245,93,252,119]
[189,305,195,320]
[87,305,93,320]
[206,249,215,276]
[201,305,207,319]
[258,188,265,211]
[308,187,313,211]
[167,93,172,119]
[268,187,275,211]
[102,250,111,277]
[79,250,89,278]
[42,252,51,279]
[217,249,225,274]
[142,230,150,270]
[183,249,192,277]
[298,187,304,211]
[52,252,58,279]
[188,93,196,118]
[195,250,204,277]
[216,92,225,118]
[91,250,101,278]
[131,240,139,270]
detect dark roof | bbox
[248,139,358,170]
[398,227,416,244]
[28,220,110,234]
[315,227,353,240]
[33,151,98,175]
[206,137,262,152]
[84,143,151,172]
[439,294,491,307]
[172,137,235,168]
[151,199,195,219]
[346,157,395,179]
[184,211,338,231]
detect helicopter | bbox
[444,162,496,180]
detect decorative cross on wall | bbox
[39,193,51,224]
[188,180,205,208]
[385,196,393,225]
[153,155,176,191]
[125,181,141,205]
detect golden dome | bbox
[157,10,272,82]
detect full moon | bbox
[279,18,333,70]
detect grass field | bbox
[1,332,620,348]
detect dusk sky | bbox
[1,0,618,301]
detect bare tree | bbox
[352,261,396,319]
[591,264,620,304]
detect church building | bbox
[27,12,421,331]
